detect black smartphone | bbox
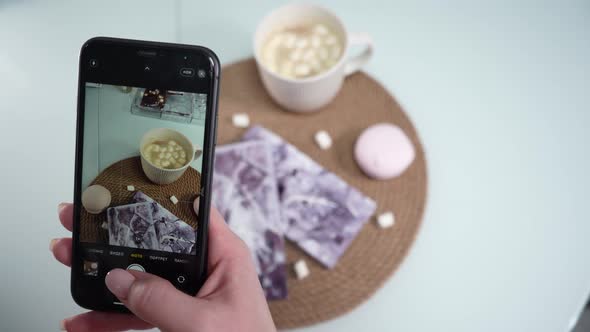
[71,37,219,312]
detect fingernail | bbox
[59,318,67,331]
[58,203,67,214]
[105,269,135,300]
[49,239,58,251]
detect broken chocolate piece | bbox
[212,141,287,300]
[132,191,196,255]
[242,126,377,269]
[107,202,158,250]
[140,88,167,108]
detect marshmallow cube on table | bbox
[232,113,250,128]
[294,260,310,279]
[377,211,395,228]
[314,130,332,150]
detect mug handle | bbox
[193,144,203,160]
[343,33,374,76]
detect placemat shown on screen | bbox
[79,157,201,243]
[217,59,428,329]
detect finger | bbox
[61,311,152,332]
[58,202,74,232]
[193,199,248,270]
[50,238,72,267]
[206,205,251,268]
[105,269,203,332]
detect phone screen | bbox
[73,38,218,310]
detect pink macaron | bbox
[354,123,415,180]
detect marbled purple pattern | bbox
[213,141,287,300]
[132,191,196,255]
[242,126,377,268]
[107,202,158,250]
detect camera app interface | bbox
[79,83,207,287]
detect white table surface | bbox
[1,1,589,331]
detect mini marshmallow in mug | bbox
[140,128,203,185]
[254,3,373,112]
[260,23,343,79]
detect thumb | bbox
[106,268,202,331]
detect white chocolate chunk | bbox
[330,45,342,60]
[377,211,395,228]
[170,195,179,205]
[283,33,296,48]
[294,37,309,49]
[162,160,170,167]
[268,34,283,48]
[179,158,186,165]
[313,24,329,35]
[262,44,276,64]
[294,259,310,279]
[172,152,179,159]
[309,58,322,72]
[294,63,311,77]
[232,113,250,128]
[318,47,329,60]
[126,185,135,191]
[314,130,332,150]
[267,63,278,74]
[311,35,321,48]
[279,60,294,77]
[325,58,337,68]
[168,140,177,146]
[303,49,316,61]
[325,35,337,45]
[180,151,186,158]
[289,48,303,62]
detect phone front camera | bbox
[197,69,206,78]
[89,59,99,68]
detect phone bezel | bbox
[71,37,219,312]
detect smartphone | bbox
[71,37,219,312]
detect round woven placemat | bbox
[218,59,428,329]
[80,156,201,243]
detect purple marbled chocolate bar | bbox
[107,202,158,250]
[213,140,287,300]
[242,126,377,268]
[132,191,197,255]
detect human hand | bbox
[51,202,276,332]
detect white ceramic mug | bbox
[140,128,202,185]
[253,3,373,112]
